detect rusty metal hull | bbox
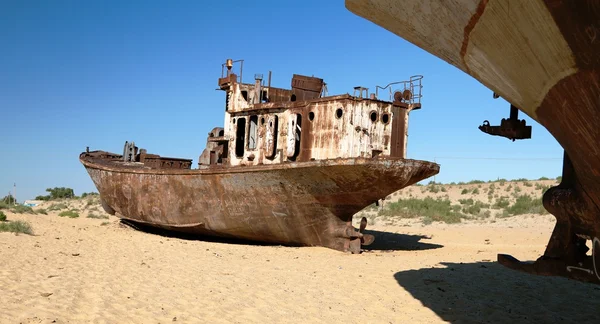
[346,0,600,283]
[80,152,439,252]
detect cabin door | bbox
[287,114,297,158]
[264,115,278,158]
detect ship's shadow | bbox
[394,261,600,323]
[362,229,443,251]
[120,220,442,251]
[119,220,281,247]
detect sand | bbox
[2,206,599,324]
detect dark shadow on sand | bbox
[394,261,600,323]
[362,229,443,251]
[120,220,442,252]
[119,219,282,248]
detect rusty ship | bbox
[79,59,439,253]
[346,1,600,283]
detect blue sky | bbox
[1,0,563,201]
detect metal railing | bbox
[375,75,423,104]
[221,59,244,83]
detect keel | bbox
[498,152,600,285]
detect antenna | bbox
[13,183,16,206]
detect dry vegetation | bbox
[356,176,560,226]
[0,191,113,235]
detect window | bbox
[248,115,258,150]
[235,118,246,157]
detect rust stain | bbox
[346,0,600,284]
[460,0,489,74]
[80,59,437,254]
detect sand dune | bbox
[1,200,599,323]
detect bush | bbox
[87,213,108,219]
[493,197,510,209]
[506,195,547,215]
[379,197,466,224]
[467,180,485,184]
[480,210,492,218]
[0,211,6,222]
[81,192,99,199]
[58,210,79,218]
[36,208,48,215]
[48,203,68,211]
[11,205,36,214]
[472,188,480,194]
[0,220,33,235]
[461,189,469,195]
[462,201,490,215]
[459,198,474,205]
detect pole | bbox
[13,183,16,205]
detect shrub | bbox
[379,197,466,224]
[36,208,48,215]
[459,198,474,205]
[87,213,108,219]
[480,210,492,218]
[0,220,33,235]
[467,180,485,184]
[58,210,79,218]
[81,192,99,199]
[0,211,6,222]
[48,203,68,211]
[472,188,480,194]
[11,205,36,214]
[506,195,547,215]
[461,189,469,195]
[493,197,510,209]
[462,201,490,215]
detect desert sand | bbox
[2,182,600,324]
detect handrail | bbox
[375,75,423,104]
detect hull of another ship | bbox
[80,152,439,252]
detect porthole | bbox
[381,113,390,124]
[370,111,378,122]
[335,108,343,119]
[308,111,315,121]
[260,117,265,125]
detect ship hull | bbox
[345,0,600,282]
[80,153,439,252]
